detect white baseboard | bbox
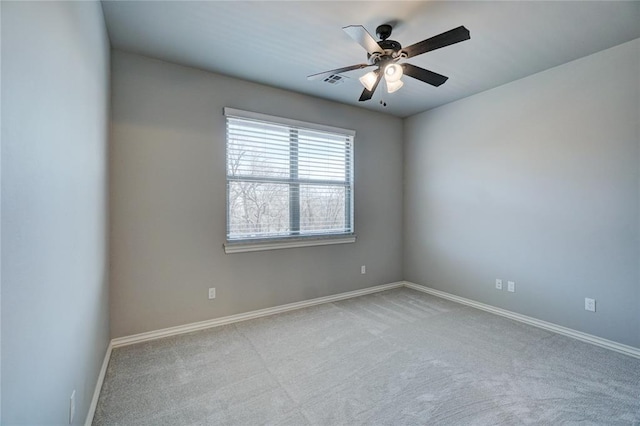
[403,281,640,359]
[87,278,639,424]
[87,281,402,424]
[111,281,404,348]
[85,341,112,426]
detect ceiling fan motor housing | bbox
[367,39,404,65]
[364,24,404,65]
[379,39,402,51]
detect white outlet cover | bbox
[507,281,515,292]
[585,297,596,312]
[361,265,366,274]
[495,279,503,290]
[208,288,216,299]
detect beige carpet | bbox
[93,288,640,425]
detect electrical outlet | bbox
[208,288,216,299]
[361,265,366,274]
[507,281,515,292]
[585,297,596,312]
[495,279,503,290]
[69,390,75,424]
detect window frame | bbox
[223,108,356,253]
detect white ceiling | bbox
[101,1,640,118]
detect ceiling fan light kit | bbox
[359,71,379,92]
[386,79,404,94]
[308,23,470,102]
[384,63,403,83]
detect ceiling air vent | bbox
[323,74,348,85]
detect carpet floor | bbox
[93,288,640,425]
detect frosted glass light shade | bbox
[384,64,403,83]
[359,71,378,91]
[386,79,404,93]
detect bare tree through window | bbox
[226,115,353,240]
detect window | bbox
[224,108,355,253]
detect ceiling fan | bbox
[308,24,470,101]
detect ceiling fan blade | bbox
[343,25,384,55]
[402,26,470,58]
[307,63,372,81]
[402,63,448,87]
[358,70,382,102]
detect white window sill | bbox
[224,235,356,254]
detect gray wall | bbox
[0,3,3,418]
[404,39,640,349]
[1,1,110,424]
[109,50,404,338]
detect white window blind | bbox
[224,108,354,243]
